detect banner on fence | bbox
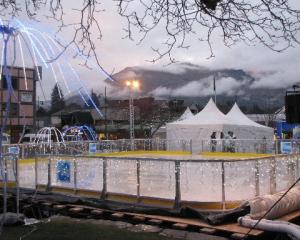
[89,143,97,154]
[8,146,19,154]
[280,142,292,154]
[57,160,71,182]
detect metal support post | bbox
[288,158,296,186]
[21,145,25,159]
[255,160,260,197]
[35,156,38,189]
[221,162,226,210]
[101,158,107,200]
[136,160,141,202]
[46,156,51,191]
[74,158,77,194]
[174,161,181,209]
[275,139,279,154]
[3,157,8,221]
[270,157,276,194]
[296,156,299,179]
[16,156,19,216]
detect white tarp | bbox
[166,99,274,153]
[246,186,300,220]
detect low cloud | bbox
[251,67,300,89]
[136,62,209,75]
[149,76,248,97]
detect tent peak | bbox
[227,102,271,129]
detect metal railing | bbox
[1,138,300,159]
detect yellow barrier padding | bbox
[106,193,138,204]
[19,156,76,165]
[19,158,36,164]
[94,150,191,157]
[180,201,240,210]
[0,181,17,188]
[201,152,273,159]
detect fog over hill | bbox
[104,63,286,110]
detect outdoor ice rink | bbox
[16,152,300,203]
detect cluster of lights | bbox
[125,80,140,89]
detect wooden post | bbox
[101,158,107,200]
[136,160,141,202]
[174,161,181,209]
[221,162,226,210]
[255,160,260,197]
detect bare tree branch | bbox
[0,0,299,65]
[116,0,300,62]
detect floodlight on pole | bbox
[125,80,139,150]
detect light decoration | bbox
[33,127,65,147]
[63,125,97,142]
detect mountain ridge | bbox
[105,63,285,110]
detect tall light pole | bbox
[126,80,139,150]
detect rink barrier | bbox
[34,184,242,210]
[5,153,298,210]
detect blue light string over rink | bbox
[2,19,106,117]
[21,25,104,117]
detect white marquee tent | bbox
[152,107,194,138]
[174,107,194,122]
[166,99,274,153]
[226,103,274,140]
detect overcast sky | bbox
[4,1,300,100]
[79,1,300,95]
[98,1,300,87]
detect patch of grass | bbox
[1,217,174,240]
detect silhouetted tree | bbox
[36,106,47,117]
[50,83,65,114]
[87,89,100,108]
